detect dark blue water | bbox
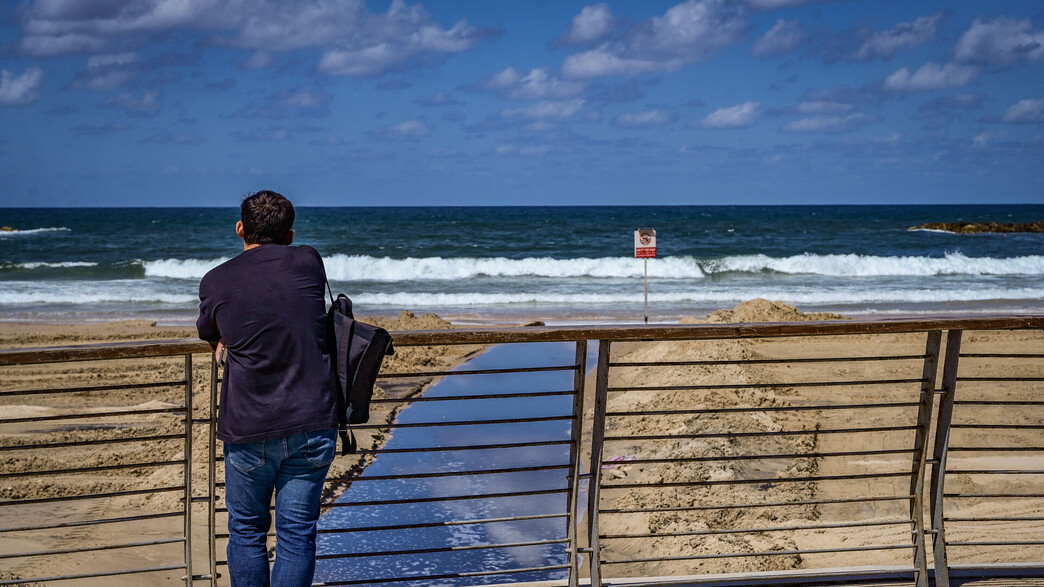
[314,342,585,586]
[2,205,1042,322]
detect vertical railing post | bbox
[929,329,962,587]
[208,355,219,586]
[587,339,612,587]
[566,339,588,587]
[909,330,942,587]
[184,354,194,585]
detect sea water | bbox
[1,205,1042,323]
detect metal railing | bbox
[0,315,1042,586]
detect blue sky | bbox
[0,0,1042,207]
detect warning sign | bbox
[634,228,656,258]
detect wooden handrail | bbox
[2,314,1043,366]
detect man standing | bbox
[197,190,338,586]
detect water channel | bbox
[314,342,594,586]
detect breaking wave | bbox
[139,252,1044,281]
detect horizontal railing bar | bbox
[951,424,1044,430]
[0,485,185,507]
[312,488,566,509]
[600,494,912,514]
[948,541,1044,547]
[370,390,574,403]
[960,353,1044,358]
[0,459,185,480]
[339,464,570,482]
[955,400,1044,406]
[313,563,572,586]
[0,433,185,453]
[316,538,568,560]
[0,537,185,560]
[611,354,927,367]
[604,448,914,466]
[355,440,572,455]
[0,379,186,398]
[944,493,1044,498]
[605,425,917,441]
[945,470,1044,475]
[602,543,913,565]
[0,564,189,585]
[350,415,573,430]
[317,513,568,535]
[379,364,575,378]
[949,446,1044,452]
[945,516,1044,522]
[602,471,909,490]
[0,406,183,425]
[602,519,911,539]
[5,315,1043,365]
[0,511,183,534]
[607,402,919,417]
[957,377,1044,382]
[609,378,925,392]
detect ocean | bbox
[1,205,1042,325]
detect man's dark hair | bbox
[241,190,295,245]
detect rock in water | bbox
[910,221,1044,233]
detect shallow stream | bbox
[314,342,593,586]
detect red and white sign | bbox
[634,228,656,258]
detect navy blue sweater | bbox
[197,244,337,443]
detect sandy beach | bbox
[1,301,1042,585]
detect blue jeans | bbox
[224,428,337,587]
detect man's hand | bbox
[211,338,226,365]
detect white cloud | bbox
[0,67,44,106]
[613,109,671,128]
[1001,99,1044,124]
[883,62,979,92]
[854,13,944,61]
[781,113,872,133]
[496,144,552,156]
[501,99,586,121]
[561,0,749,79]
[373,119,432,138]
[232,86,331,119]
[103,89,161,115]
[954,16,1044,66]
[793,100,856,114]
[751,19,803,59]
[70,52,140,90]
[240,51,272,70]
[414,92,461,107]
[17,0,496,78]
[696,101,761,128]
[743,0,832,9]
[563,47,677,78]
[480,68,586,100]
[559,3,617,45]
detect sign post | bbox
[634,228,656,323]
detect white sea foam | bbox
[350,287,1044,307]
[322,254,706,281]
[11,261,97,269]
[711,252,1044,277]
[0,227,70,237]
[148,252,1044,281]
[0,281,196,304]
[0,280,1040,308]
[143,257,227,279]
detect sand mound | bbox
[378,310,454,331]
[682,299,846,324]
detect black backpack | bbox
[327,291,395,455]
